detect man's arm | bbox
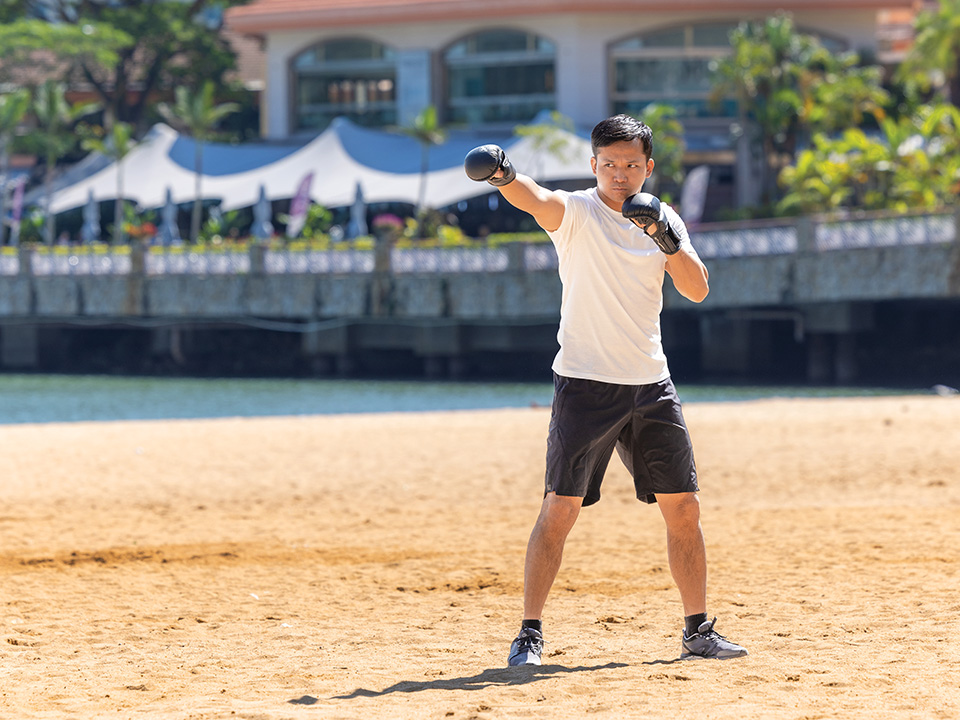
[496,174,565,233]
[665,248,710,303]
[622,193,709,303]
[464,145,565,232]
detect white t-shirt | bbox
[546,187,692,385]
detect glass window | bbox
[292,38,397,132]
[610,24,737,121]
[444,29,556,126]
[692,23,738,48]
[610,24,846,121]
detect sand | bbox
[1,395,958,719]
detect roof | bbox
[42,117,595,213]
[226,0,915,33]
[221,27,266,92]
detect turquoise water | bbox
[0,374,922,425]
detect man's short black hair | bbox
[591,114,654,159]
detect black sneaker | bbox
[507,627,543,666]
[681,617,748,660]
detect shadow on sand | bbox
[305,662,629,702]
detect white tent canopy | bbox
[46,118,596,215]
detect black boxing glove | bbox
[622,192,682,255]
[464,144,516,187]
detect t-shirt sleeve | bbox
[663,203,694,253]
[546,190,583,249]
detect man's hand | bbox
[464,144,517,187]
[622,193,681,255]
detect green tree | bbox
[0,18,130,91]
[0,89,30,246]
[897,0,960,104]
[0,0,26,23]
[513,111,577,181]
[22,81,98,244]
[711,13,889,206]
[79,121,136,244]
[398,105,447,237]
[11,1,250,131]
[631,104,686,202]
[158,81,238,241]
[778,104,960,215]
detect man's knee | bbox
[657,492,701,531]
[536,492,582,535]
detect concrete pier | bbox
[1,209,958,384]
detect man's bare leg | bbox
[522,492,583,619]
[655,491,707,617]
[657,491,748,659]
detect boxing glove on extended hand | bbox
[464,144,517,187]
[622,193,682,255]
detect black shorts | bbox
[544,373,698,506]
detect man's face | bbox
[591,139,655,211]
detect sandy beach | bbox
[1,395,958,719]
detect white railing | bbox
[263,247,375,274]
[391,247,510,273]
[0,248,18,276]
[145,246,250,275]
[26,246,133,276]
[2,209,955,277]
[816,212,956,250]
[693,223,798,259]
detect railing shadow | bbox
[318,661,629,701]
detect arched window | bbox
[444,29,556,126]
[610,23,848,120]
[292,38,397,132]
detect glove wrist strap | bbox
[488,162,516,187]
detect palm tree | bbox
[711,13,888,207]
[897,0,960,104]
[631,104,686,199]
[513,111,576,182]
[399,105,447,237]
[0,89,30,246]
[28,81,98,244]
[80,121,135,244]
[158,81,238,242]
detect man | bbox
[463,114,747,665]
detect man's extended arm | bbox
[464,145,565,232]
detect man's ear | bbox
[590,155,598,177]
[646,157,656,178]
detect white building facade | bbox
[226,0,913,210]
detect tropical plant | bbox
[197,206,244,244]
[79,121,135,244]
[300,204,334,239]
[398,105,447,237]
[158,81,238,241]
[513,111,577,181]
[710,12,890,205]
[778,103,960,215]
[0,89,30,245]
[631,104,686,201]
[0,17,129,90]
[121,204,158,241]
[4,1,251,132]
[278,202,333,241]
[896,0,960,104]
[22,81,99,244]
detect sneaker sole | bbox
[508,656,542,667]
[680,650,748,660]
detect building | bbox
[225,0,915,216]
